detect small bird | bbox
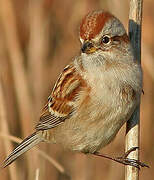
[3,10,148,169]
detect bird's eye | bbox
[101,35,111,44]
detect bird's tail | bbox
[2,132,42,168]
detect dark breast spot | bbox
[121,85,136,103]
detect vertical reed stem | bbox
[125,0,143,179]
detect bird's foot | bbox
[93,147,149,169]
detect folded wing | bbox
[35,63,87,131]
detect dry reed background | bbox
[0,0,153,180]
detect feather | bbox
[35,114,68,130]
[2,132,41,168]
[35,63,87,131]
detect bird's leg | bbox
[93,147,149,169]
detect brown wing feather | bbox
[35,63,87,131]
[36,113,68,130]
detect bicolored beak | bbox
[81,41,97,54]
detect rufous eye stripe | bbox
[112,34,129,43]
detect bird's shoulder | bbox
[36,59,90,131]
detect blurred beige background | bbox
[0,0,153,180]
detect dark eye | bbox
[101,35,111,44]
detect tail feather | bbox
[2,132,42,168]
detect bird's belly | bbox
[50,84,137,153]
[50,104,133,153]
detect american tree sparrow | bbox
[3,10,148,169]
